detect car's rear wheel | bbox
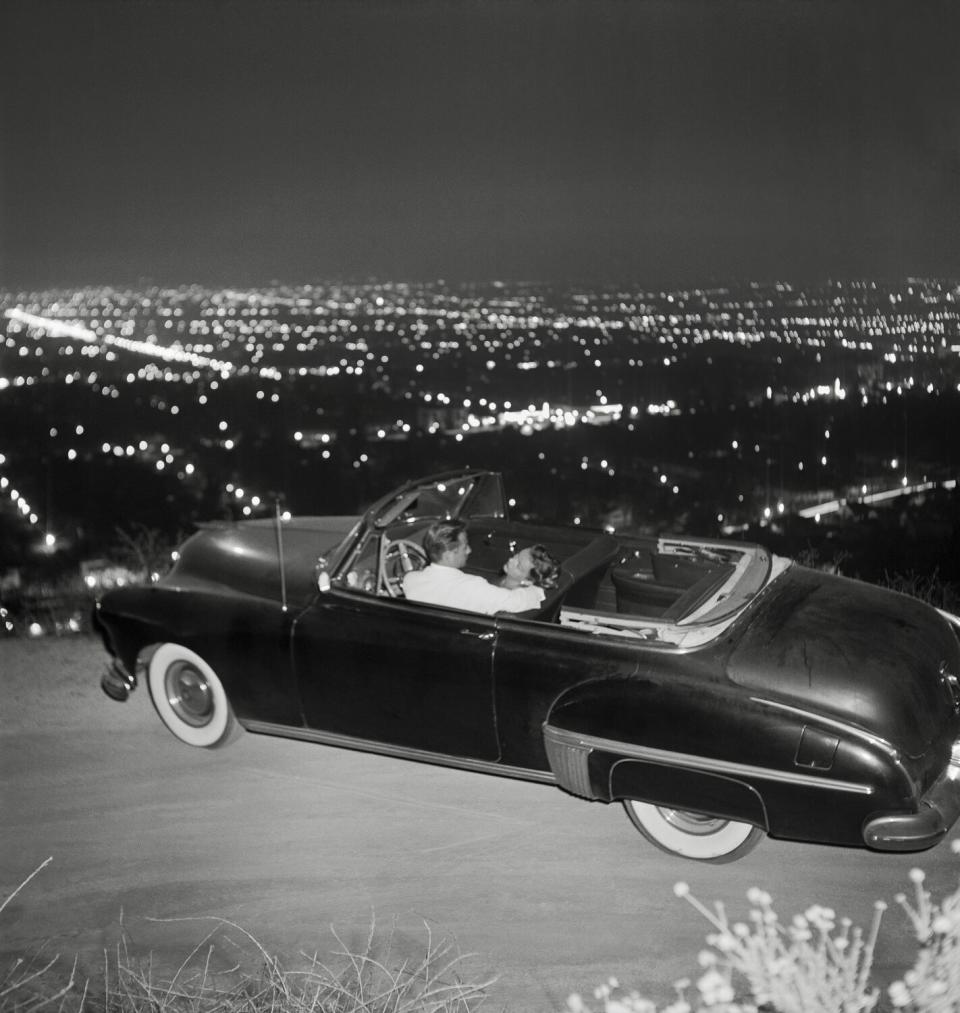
[146,643,239,748]
[623,800,763,862]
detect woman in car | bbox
[500,544,561,590]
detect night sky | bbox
[4,0,960,290]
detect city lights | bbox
[0,276,957,586]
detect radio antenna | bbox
[275,498,288,611]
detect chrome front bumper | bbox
[100,656,137,702]
[863,760,960,852]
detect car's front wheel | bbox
[623,800,763,862]
[146,643,239,748]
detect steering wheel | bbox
[380,538,428,597]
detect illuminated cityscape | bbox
[1,276,958,627]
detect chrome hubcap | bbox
[165,661,213,727]
[657,807,728,836]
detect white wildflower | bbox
[805,904,836,931]
[697,968,734,1005]
[697,968,725,992]
[888,981,911,1008]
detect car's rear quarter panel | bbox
[494,595,930,847]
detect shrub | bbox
[887,857,960,1010]
[563,841,960,1013]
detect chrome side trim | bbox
[242,720,556,785]
[937,607,960,632]
[542,727,594,798]
[543,724,874,795]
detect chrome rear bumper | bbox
[100,657,137,702]
[864,761,960,852]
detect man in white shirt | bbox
[403,520,546,615]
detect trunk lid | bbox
[728,566,960,758]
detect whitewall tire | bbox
[623,801,763,863]
[146,643,239,748]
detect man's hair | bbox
[528,544,561,589]
[422,519,466,563]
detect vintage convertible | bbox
[94,469,960,862]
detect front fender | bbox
[93,585,302,726]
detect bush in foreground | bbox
[564,840,960,1013]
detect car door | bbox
[291,590,500,761]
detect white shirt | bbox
[403,564,545,615]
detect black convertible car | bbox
[94,469,960,862]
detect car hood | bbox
[160,516,359,605]
[728,565,960,758]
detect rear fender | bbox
[542,721,767,827]
[540,675,914,847]
[608,758,768,828]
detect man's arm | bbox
[453,572,544,614]
[404,567,545,615]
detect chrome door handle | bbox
[460,629,495,641]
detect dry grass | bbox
[2,861,493,1013]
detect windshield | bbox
[371,475,486,528]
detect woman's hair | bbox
[527,544,561,589]
[422,519,466,562]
